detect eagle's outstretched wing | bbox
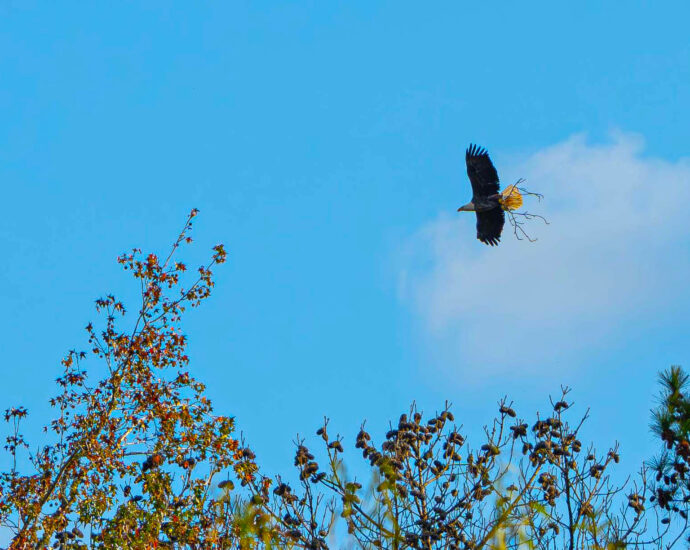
[466,144,500,199]
[476,208,504,246]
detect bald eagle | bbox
[458,144,523,246]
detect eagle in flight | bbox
[457,144,523,246]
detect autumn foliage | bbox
[0,211,254,548]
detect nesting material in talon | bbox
[499,185,523,211]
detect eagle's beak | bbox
[457,202,474,212]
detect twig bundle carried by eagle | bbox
[458,144,547,245]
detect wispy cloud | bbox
[398,132,690,380]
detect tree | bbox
[0,211,277,549]
[244,392,670,549]
[648,366,690,545]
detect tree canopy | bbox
[0,213,687,550]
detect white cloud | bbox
[398,132,690,380]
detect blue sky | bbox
[1,1,689,488]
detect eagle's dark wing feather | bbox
[466,144,500,198]
[476,208,504,246]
